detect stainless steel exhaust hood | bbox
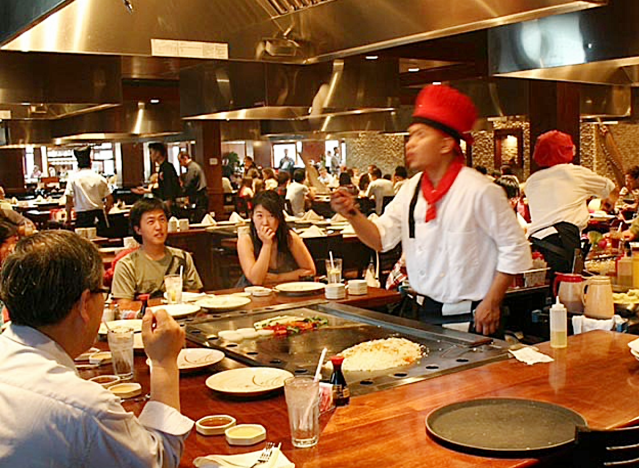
[2,0,606,64]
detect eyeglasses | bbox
[91,287,110,301]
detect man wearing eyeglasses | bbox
[0,230,193,467]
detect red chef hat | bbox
[412,85,478,145]
[533,130,575,168]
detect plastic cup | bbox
[164,274,183,304]
[325,258,343,284]
[284,377,320,448]
[107,327,134,380]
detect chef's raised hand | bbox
[473,300,500,336]
[331,188,358,219]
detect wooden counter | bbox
[85,330,639,468]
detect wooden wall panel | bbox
[0,148,25,193]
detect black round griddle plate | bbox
[425,398,587,456]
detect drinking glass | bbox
[284,377,320,448]
[325,258,343,284]
[107,327,134,380]
[164,274,183,304]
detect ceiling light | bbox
[365,55,378,60]
[150,99,160,104]
[432,81,442,85]
[408,67,420,72]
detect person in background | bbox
[243,156,256,175]
[366,167,394,215]
[111,198,202,308]
[149,142,181,214]
[318,166,337,188]
[351,167,361,187]
[0,230,193,466]
[338,172,359,196]
[393,166,408,194]
[526,130,617,274]
[64,146,113,234]
[262,168,278,191]
[358,173,371,195]
[178,151,209,223]
[276,170,290,198]
[0,187,12,210]
[221,166,234,193]
[331,84,531,336]
[286,169,313,217]
[237,191,315,287]
[494,176,528,233]
[616,165,639,216]
[30,165,42,180]
[331,147,341,175]
[238,178,255,201]
[279,150,295,173]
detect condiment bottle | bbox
[617,252,633,288]
[550,297,568,349]
[137,294,150,319]
[329,356,350,407]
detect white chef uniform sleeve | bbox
[474,183,532,274]
[372,180,409,253]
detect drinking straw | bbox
[314,348,328,382]
[179,265,184,278]
[102,319,112,332]
[329,251,335,271]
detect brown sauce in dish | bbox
[200,417,232,427]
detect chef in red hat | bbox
[526,130,617,274]
[332,85,532,336]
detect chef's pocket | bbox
[445,231,479,274]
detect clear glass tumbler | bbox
[107,326,134,380]
[325,258,343,284]
[164,274,183,304]
[284,377,320,448]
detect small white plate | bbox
[205,367,293,396]
[162,291,206,303]
[147,348,225,371]
[99,319,143,335]
[148,303,200,318]
[196,295,251,311]
[244,286,272,297]
[274,282,325,295]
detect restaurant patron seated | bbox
[111,198,202,308]
[0,230,193,467]
[237,191,315,287]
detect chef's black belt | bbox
[412,294,481,326]
[408,178,422,239]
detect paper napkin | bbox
[194,447,294,468]
[509,346,554,365]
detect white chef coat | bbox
[64,168,112,213]
[0,324,193,468]
[373,168,532,303]
[525,164,615,238]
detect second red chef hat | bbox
[533,130,575,168]
[412,85,477,145]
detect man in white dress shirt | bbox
[331,85,531,335]
[0,230,193,467]
[366,167,395,215]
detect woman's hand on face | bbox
[257,224,276,245]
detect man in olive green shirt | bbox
[112,198,202,308]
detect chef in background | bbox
[331,85,531,336]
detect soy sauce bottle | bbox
[330,356,350,406]
[137,294,150,319]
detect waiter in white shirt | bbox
[331,85,532,336]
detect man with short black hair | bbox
[149,142,181,213]
[112,198,202,309]
[64,146,113,233]
[178,151,209,222]
[366,167,394,215]
[393,166,408,194]
[285,169,312,216]
[0,230,193,467]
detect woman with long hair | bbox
[237,191,315,286]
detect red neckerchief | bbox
[421,157,464,222]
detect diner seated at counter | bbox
[286,168,315,217]
[237,191,315,287]
[366,167,394,215]
[111,198,202,308]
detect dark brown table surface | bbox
[87,318,639,466]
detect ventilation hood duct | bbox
[180,58,399,120]
[2,0,606,64]
[489,0,639,86]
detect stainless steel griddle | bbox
[184,300,510,396]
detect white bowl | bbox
[196,415,236,436]
[225,424,266,446]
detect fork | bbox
[248,442,276,468]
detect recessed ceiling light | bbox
[432,81,442,85]
[150,99,160,104]
[408,67,420,72]
[365,55,378,60]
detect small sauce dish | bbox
[225,424,266,446]
[109,382,142,399]
[196,414,236,436]
[89,351,112,366]
[89,374,121,388]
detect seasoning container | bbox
[224,424,266,446]
[329,356,350,407]
[196,415,236,436]
[550,297,567,349]
[618,251,633,288]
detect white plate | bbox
[631,349,639,362]
[148,303,200,318]
[162,291,206,303]
[274,282,325,295]
[147,348,225,371]
[99,319,143,335]
[196,295,251,311]
[205,367,294,396]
